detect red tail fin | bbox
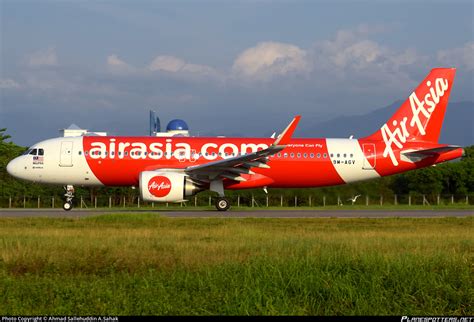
[364,68,456,143]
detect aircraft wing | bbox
[185,116,301,182]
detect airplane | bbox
[6,68,464,211]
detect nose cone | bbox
[6,158,21,179]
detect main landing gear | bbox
[63,185,75,211]
[210,179,231,211]
[215,197,231,211]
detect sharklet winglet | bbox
[273,115,301,147]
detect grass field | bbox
[0,214,472,315]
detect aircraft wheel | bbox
[215,197,230,211]
[63,202,73,211]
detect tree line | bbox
[1,128,473,201]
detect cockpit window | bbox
[38,149,44,156]
[29,149,38,156]
[22,149,32,155]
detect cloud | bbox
[306,26,429,96]
[102,26,427,89]
[232,42,311,81]
[437,42,474,71]
[104,54,219,80]
[312,26,425,73]
[23,72,74,92]
[148,55,185,72]
[27,47,58,67]
[148,55,218,77]
[330,39,383,69]
[106,54,135,73]
[2,26,472,148]
[0,78,20,89]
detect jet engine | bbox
[139,171,203,202]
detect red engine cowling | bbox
[139,171,202,202]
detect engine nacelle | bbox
[139,171,202,202]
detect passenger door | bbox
[59,141,73,167]
[362,143,376,170]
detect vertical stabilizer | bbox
[364,68,456,144]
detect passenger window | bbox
[278,153,281,158]
[85,151,88,156]
[304,153,307,158]
[38,149,44,156]
[343,154,347,158]
[337,153,340,158]
[310,153,314,158]
[317,153,321,158]
[125,152,128,156]
[78,151,82,156]
[297,153,301,158]
[350,153,354,158]
[284,153,288,158]
[290,153,294,158]
[323,153,327,158]
[330,153,333,158]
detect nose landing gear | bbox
[63,185,75,211]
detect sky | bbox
[1,0,473,146]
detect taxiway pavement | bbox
[0,208,472,218]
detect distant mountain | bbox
[299,101,474,146]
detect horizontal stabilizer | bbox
[402,145,461,157]
[401,145,462,163]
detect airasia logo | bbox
[148,176,172,197]
[380,77,449,166]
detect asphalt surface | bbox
[0,208,472,218]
